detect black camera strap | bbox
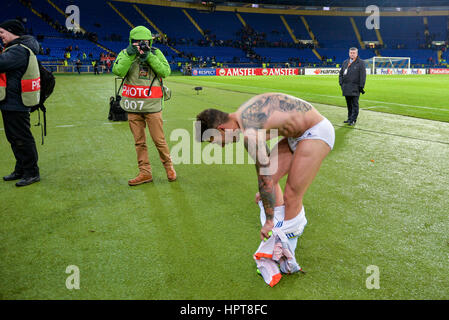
[115,77,126,97]
[33,104,47,145]
[147,66,163,97]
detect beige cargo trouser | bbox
[127,112,172,174]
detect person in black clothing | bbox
[93,60,99,75]
[339,47,366,126]
[75,58,81,74]
[0,19,41,187]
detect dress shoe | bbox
[15,175,40,187]
[128,172,153,186]
[165,166,177,182]
[3,172,23,181]
[343,120,350,124]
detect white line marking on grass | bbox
[364,106,382,109]
[163,118,197,122]
[368,78,424,81]
[334,123,449,146]
[102,122,122,125]
[175,80,448,112]
[55,125,75,128]
[361,99,448,112]
[302,93,449,112]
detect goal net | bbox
[364,56,411,74]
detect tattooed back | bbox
[236,93,324,138]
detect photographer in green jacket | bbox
[113,26,176,185]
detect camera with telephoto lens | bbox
[138,40,150,52]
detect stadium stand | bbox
[186,9,243,41]
[282,15,313,42]
[239,12,293,43]
[3,0,448,71]
[307,16,358,49]
[138,5,203,41]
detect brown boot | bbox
[165,166,177,182]
[128,171,153,186]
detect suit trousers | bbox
[345,95,360,122]
[128,111,172,174]
[1,110,39,177]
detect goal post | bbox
[364,56,411,74]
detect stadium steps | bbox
[42,0,116,55]
[438,50,443,63]
[42,0,116,54]
[349,17,365,49]
[132,4,180,55]
[107,1,134,29]
[280,15,298,44]
[21,1,65,35]
[236,13,247,27]
[46,0,86,33]
[182,9,205,37]
[133,4,162,35]
[374,29,384,50]
[312,48,322,61]
[299,16,321,60]
[94,42,114,55]
[300,16,317,45]
[423,17,430,39]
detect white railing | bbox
[43,64,110,73]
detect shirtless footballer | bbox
[196,93,335,250]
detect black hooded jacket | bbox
[0,35,40,112]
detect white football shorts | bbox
[287,117,335,152]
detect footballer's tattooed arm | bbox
[240,93,312,130]
[244,133,275,239]
[258,174,275,219]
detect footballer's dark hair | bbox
[195,108,230,142]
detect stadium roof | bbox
[211,0,449,7]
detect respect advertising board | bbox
[191,68,217,76]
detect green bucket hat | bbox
[129,26,153,46]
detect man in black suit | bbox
[339,47,366,126]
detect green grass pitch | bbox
[0,73,448,299]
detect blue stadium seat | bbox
[3,0,447,68]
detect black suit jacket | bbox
[339,57,366,97]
